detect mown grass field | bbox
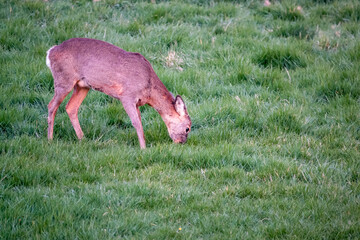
[1,0,360,239]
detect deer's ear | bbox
[174,95,186,116]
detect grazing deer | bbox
[46,38,191,149]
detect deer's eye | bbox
[186,127,190,133]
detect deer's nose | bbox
[174,136,187,144]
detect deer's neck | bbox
[148,77,176,125]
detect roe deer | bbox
[46,38,191,149]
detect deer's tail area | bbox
[46,45,57,69]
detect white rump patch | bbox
[46,46,56,68]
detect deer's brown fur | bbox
[46,38,191,148]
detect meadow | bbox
[1,0,359,239]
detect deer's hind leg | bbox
[65,84,89,139]
[48,86,73,140]
[47,66,79,140]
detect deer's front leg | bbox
[122,102,146,149]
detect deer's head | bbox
[166,95,191,144]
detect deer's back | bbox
[49,38,153,101]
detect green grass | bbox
[1,0,360,239]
